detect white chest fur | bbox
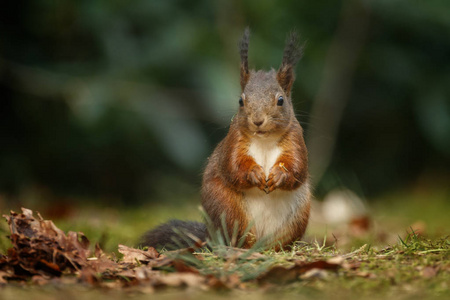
[247,136,281,177]
[245,136,308,239]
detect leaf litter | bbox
[0,208,449,296]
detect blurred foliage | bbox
[0,0,449,205]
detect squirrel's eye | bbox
[239,97,244,107]
[277,96,284,106]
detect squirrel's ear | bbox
[239,27,250,91]
[277,31,303,96]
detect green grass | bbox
[1,234,448,300]
[0,187,449,299]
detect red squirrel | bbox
[140,29,310,250]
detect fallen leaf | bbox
[36,259,61,276]
[258,260,341,284]
[342,261,361,270]
[79,266,100,286]
[86,255,119,274]
[118,244,159,264]
[146,255,174,268]
[133,265,156,280]
[0,271,9,284]
[1,208,92,280]
[327,256,345,265]
[172,260,199,273]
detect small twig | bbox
[342,244,368,259]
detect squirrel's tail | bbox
[139,220,207,251]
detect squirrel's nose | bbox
[253,120,264,127]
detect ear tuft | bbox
[277,31,304,95]
[239,27,250,91]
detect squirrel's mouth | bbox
[254,130,268,136]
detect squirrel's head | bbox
[235,28,303,138]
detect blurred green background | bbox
[0,0,449,219]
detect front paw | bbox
[247,165,267,191]
[266,163,289,193]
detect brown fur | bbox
[201,30,310,249]
[140,29,308,251]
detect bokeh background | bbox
[1,0,449,249]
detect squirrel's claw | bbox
[267,163,288,192]
[247,165,266,190]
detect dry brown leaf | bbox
[0,207,366,291]
[133,266,157,280]
[172,260,199,273]
[258,260,342,284]
[118,244,159,264]
[0,270,9,284]
[146,255,174,268]
[1,208,209,288]
[342,261,362,270]
[327,256,345,265]
[79,266,102,286]
[86,255,119,274]
[36,259,61,276]
[94,243,103,258]
[2,208,92,279]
